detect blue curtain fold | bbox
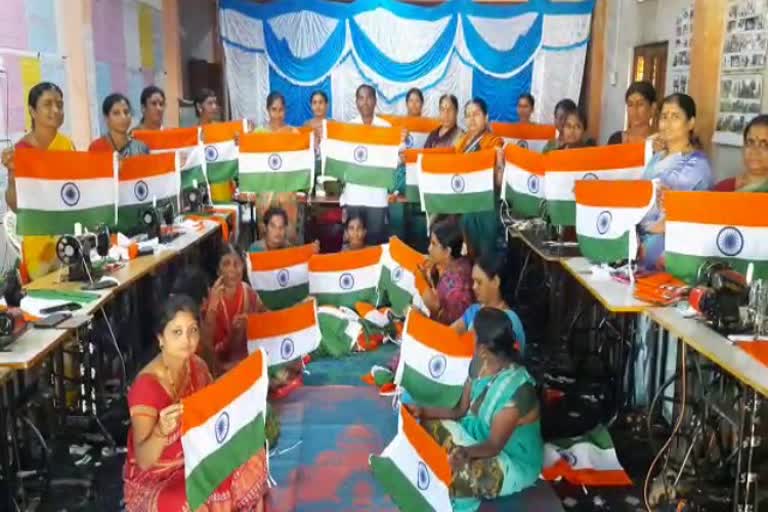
[461,14,543,76]
[471,60,534,123]
[263,17,346,83]
[268,67,332,127]
[348,15,457,83]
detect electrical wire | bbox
[644,342,687,511]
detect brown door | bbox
[632,42,669,99]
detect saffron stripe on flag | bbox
[405,311,475,358]
[325,120,402,145]
[309,246,382,272]
[120,153,176,180]
[134,126,200,151]
[248,243,317,271]
[240,131,312,153]
[15,148,115,180]
[665,190,768,226]
[246,299,317,339]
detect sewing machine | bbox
[140,202,179,244]
[0,269,27,347]
[55,228,114,287]
[182,181,209,213]
[689,262,750,334]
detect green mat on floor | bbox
[305,344,398,387]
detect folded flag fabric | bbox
[418,149,496,214]
[502,144,546,218]
[379,237,429,316]
[322,120,401,188]
[370,406,452,512]
[181,349,268,511]
[404,147,454,204]
[491,122,557,153]
[247,243,316,310]
[317,305,366,357]
[665,191,768,283]
[15,148,117,235]
[544,143,646,226]
[134,127,207,191]
[395,310,475,408]
[246,299,320,366]
[118,153,179,232]
[239,131,315,193]
[380,115,441,149]
[309,246,382,308]
[575,180,655,265]
[542,424,632,486]
[202,120,247,204]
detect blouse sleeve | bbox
[127,374,170,418]
[660,153,714,191]
[246,285,266,313]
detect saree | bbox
[435,257,474,325]
[16,133,75,281]
[206,282,265,368]
[454,131,503,258]
[424,365,543,512]
[123,355,268,512]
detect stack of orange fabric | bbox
[633,273,689,306]
[737,340,768,368]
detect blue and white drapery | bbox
[220,0,595,128]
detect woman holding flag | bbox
[89,93,150,158]
[715,114,768,192]
[124,295,269,512]
[406,307,542,511]
[424,94,463,149]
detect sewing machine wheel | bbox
[56,236,82,265]
[142,208,158,226]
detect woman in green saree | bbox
[407,307,542,512]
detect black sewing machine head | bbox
[56,227,110,283]
[140,202,177,242]
[690,261,749,333]
[0,269,28,347]
[182,183,209,213]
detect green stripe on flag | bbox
[325,158,395,188]
[665,252,768,284]
[181,165,206,190]
[186,412,266,511]
[546,199,576,226]
[508,187,543,218]
[207,160,238,184]
[239,170,312,193]
[318,311,357,357]
[401,364,464,408]
[258,284,309,310]
[18,205,116,236]
[379,267,415,316]
[406,185,421,204]
[577,232,630,265]
[370,455,435,512]
[422,191,494,215]
[313,288,378,309]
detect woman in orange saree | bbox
[124,295,268,512]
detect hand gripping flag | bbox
[181,349,269,511]
[403,147,454,205]
[247,243,317,310]
[370,406,452,512]
[309,246,382,308]
[575,180,655,265]
[380,115,441,150]
[490,122,557,153]
[321,120,401,188]
[378,237,429,316]
[665,191,768,283]
[238,131,315,194]
[502,144,546,218]
[418,149,496,215]
[15,148,118,235]
[118,153,180,232]
[134,127,207,192]
[201,120,248,204]
[544,143,646,226]
[246,299,320,366]
[395,310,475,408]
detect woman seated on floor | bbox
[715,114,768,192]
[407,307,543,512]
[124,295,269,512]
[341,213,367,252]
[452,252,526,355]
[249,207,292,253]
[421,219,474,325]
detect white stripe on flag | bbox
[247,325,319,363]
[406,132,429,150]
[502,138,548,153]
[508,164,545,198]
[309,265,380,294]
[576,204,650,240]
[545,167,644,201]
[665,222,768,260]
[398,334,468,386]
[205,141,238,163]
[119,174,177,207]
[323,139,399,168]
[406,163,419,187]
[249,262,308,292]
[419,169,493,194]
[16,177,115,210]
[239,150,313,174]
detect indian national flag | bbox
[181,349,268,511]
[665,191,768,283]
[134,127,207,191]
[309,246,382,308]
[543,424,632,486]
[404,147,454,204]
[394,310,475,408]
[321,120,401,188]
[544,143,646,226]
[239,131,314,193]
[491,122,557,153]
[247,243,316,310]
[379,237,428,316]
[117,153,180,232]
[15,148,117,236]
[202,120,247,204]
[317,305,365,357]
[370,406,452,512]
[503,143,545,218]
[380,115,441,149]
[575,180,655,265]
[246,299,320,365]
[418,149,495,214]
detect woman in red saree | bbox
[124,295,268,511]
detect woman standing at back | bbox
[607,81,657,145]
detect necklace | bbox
[162,357,188,401]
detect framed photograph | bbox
[714,73,764,146]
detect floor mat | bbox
[268,385,563,512]
[305,344,399,387]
